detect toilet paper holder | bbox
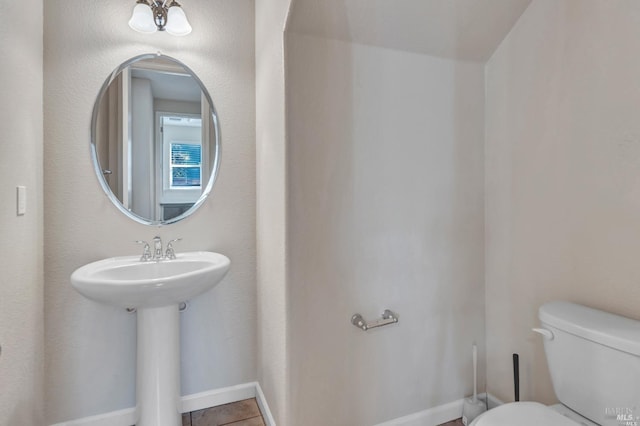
[351,309,399,331]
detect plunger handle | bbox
[513,353,520,402]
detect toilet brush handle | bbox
[472,344,478,402]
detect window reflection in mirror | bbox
[93,55,219,225]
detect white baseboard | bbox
[49,407,137,426]
[486,393,503,410]
[50,382,276,426]
[374,398,465,426]
[50,385,494,426]
[374,393,501,426]
[181,382,257,413]
[255,382,277,426]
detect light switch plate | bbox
[17,186,26,216]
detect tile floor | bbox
[439,419,464,426]
[178,399,460,426]
[182,398,265,426]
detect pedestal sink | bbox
[71,251,230,426]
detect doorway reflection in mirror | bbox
[92,54,220,225]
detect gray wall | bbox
[486,0,640,404]
[286,33,486,425]
[0,0,44,424]
[43,0,256,422]
[130,77,154,218]
[255,0,292,424]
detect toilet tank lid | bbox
[539,301,640,356]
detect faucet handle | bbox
[165,238,182,260]
[135,240,152,262]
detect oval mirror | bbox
[91,54,221,225]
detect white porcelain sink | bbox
[70,250,230,426]
[71,251,230,308]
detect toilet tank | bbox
[539,301,640,426]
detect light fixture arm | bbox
[150,0,169,31]
[129,0,192,36]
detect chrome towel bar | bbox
[351,309,399,331]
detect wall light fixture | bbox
[129,0,192,36]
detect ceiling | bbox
[287,0,532,62]
[131,68,202,103]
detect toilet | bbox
[471,301,640,426]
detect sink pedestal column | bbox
[136,305,181,426]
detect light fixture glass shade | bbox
[165,5,192,36]
[129,3,157,34]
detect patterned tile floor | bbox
[182,398,265,426]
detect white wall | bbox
[255,0,292,424]
[43,0,256,423]
[0,0,44,424]
[486,0,640,404]
[286,34,485,425]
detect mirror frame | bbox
[90,53,221,226]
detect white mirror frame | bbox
[90,53,221,226]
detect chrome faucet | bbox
[152,236,164,261]
[136,240,153,262]
[164,238,181,260]
[136,237,181,261]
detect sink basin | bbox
[71,251,230,308]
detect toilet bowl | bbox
[469,402,598,426]
[469,301,640,426]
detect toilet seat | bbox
[469,402,578,426]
